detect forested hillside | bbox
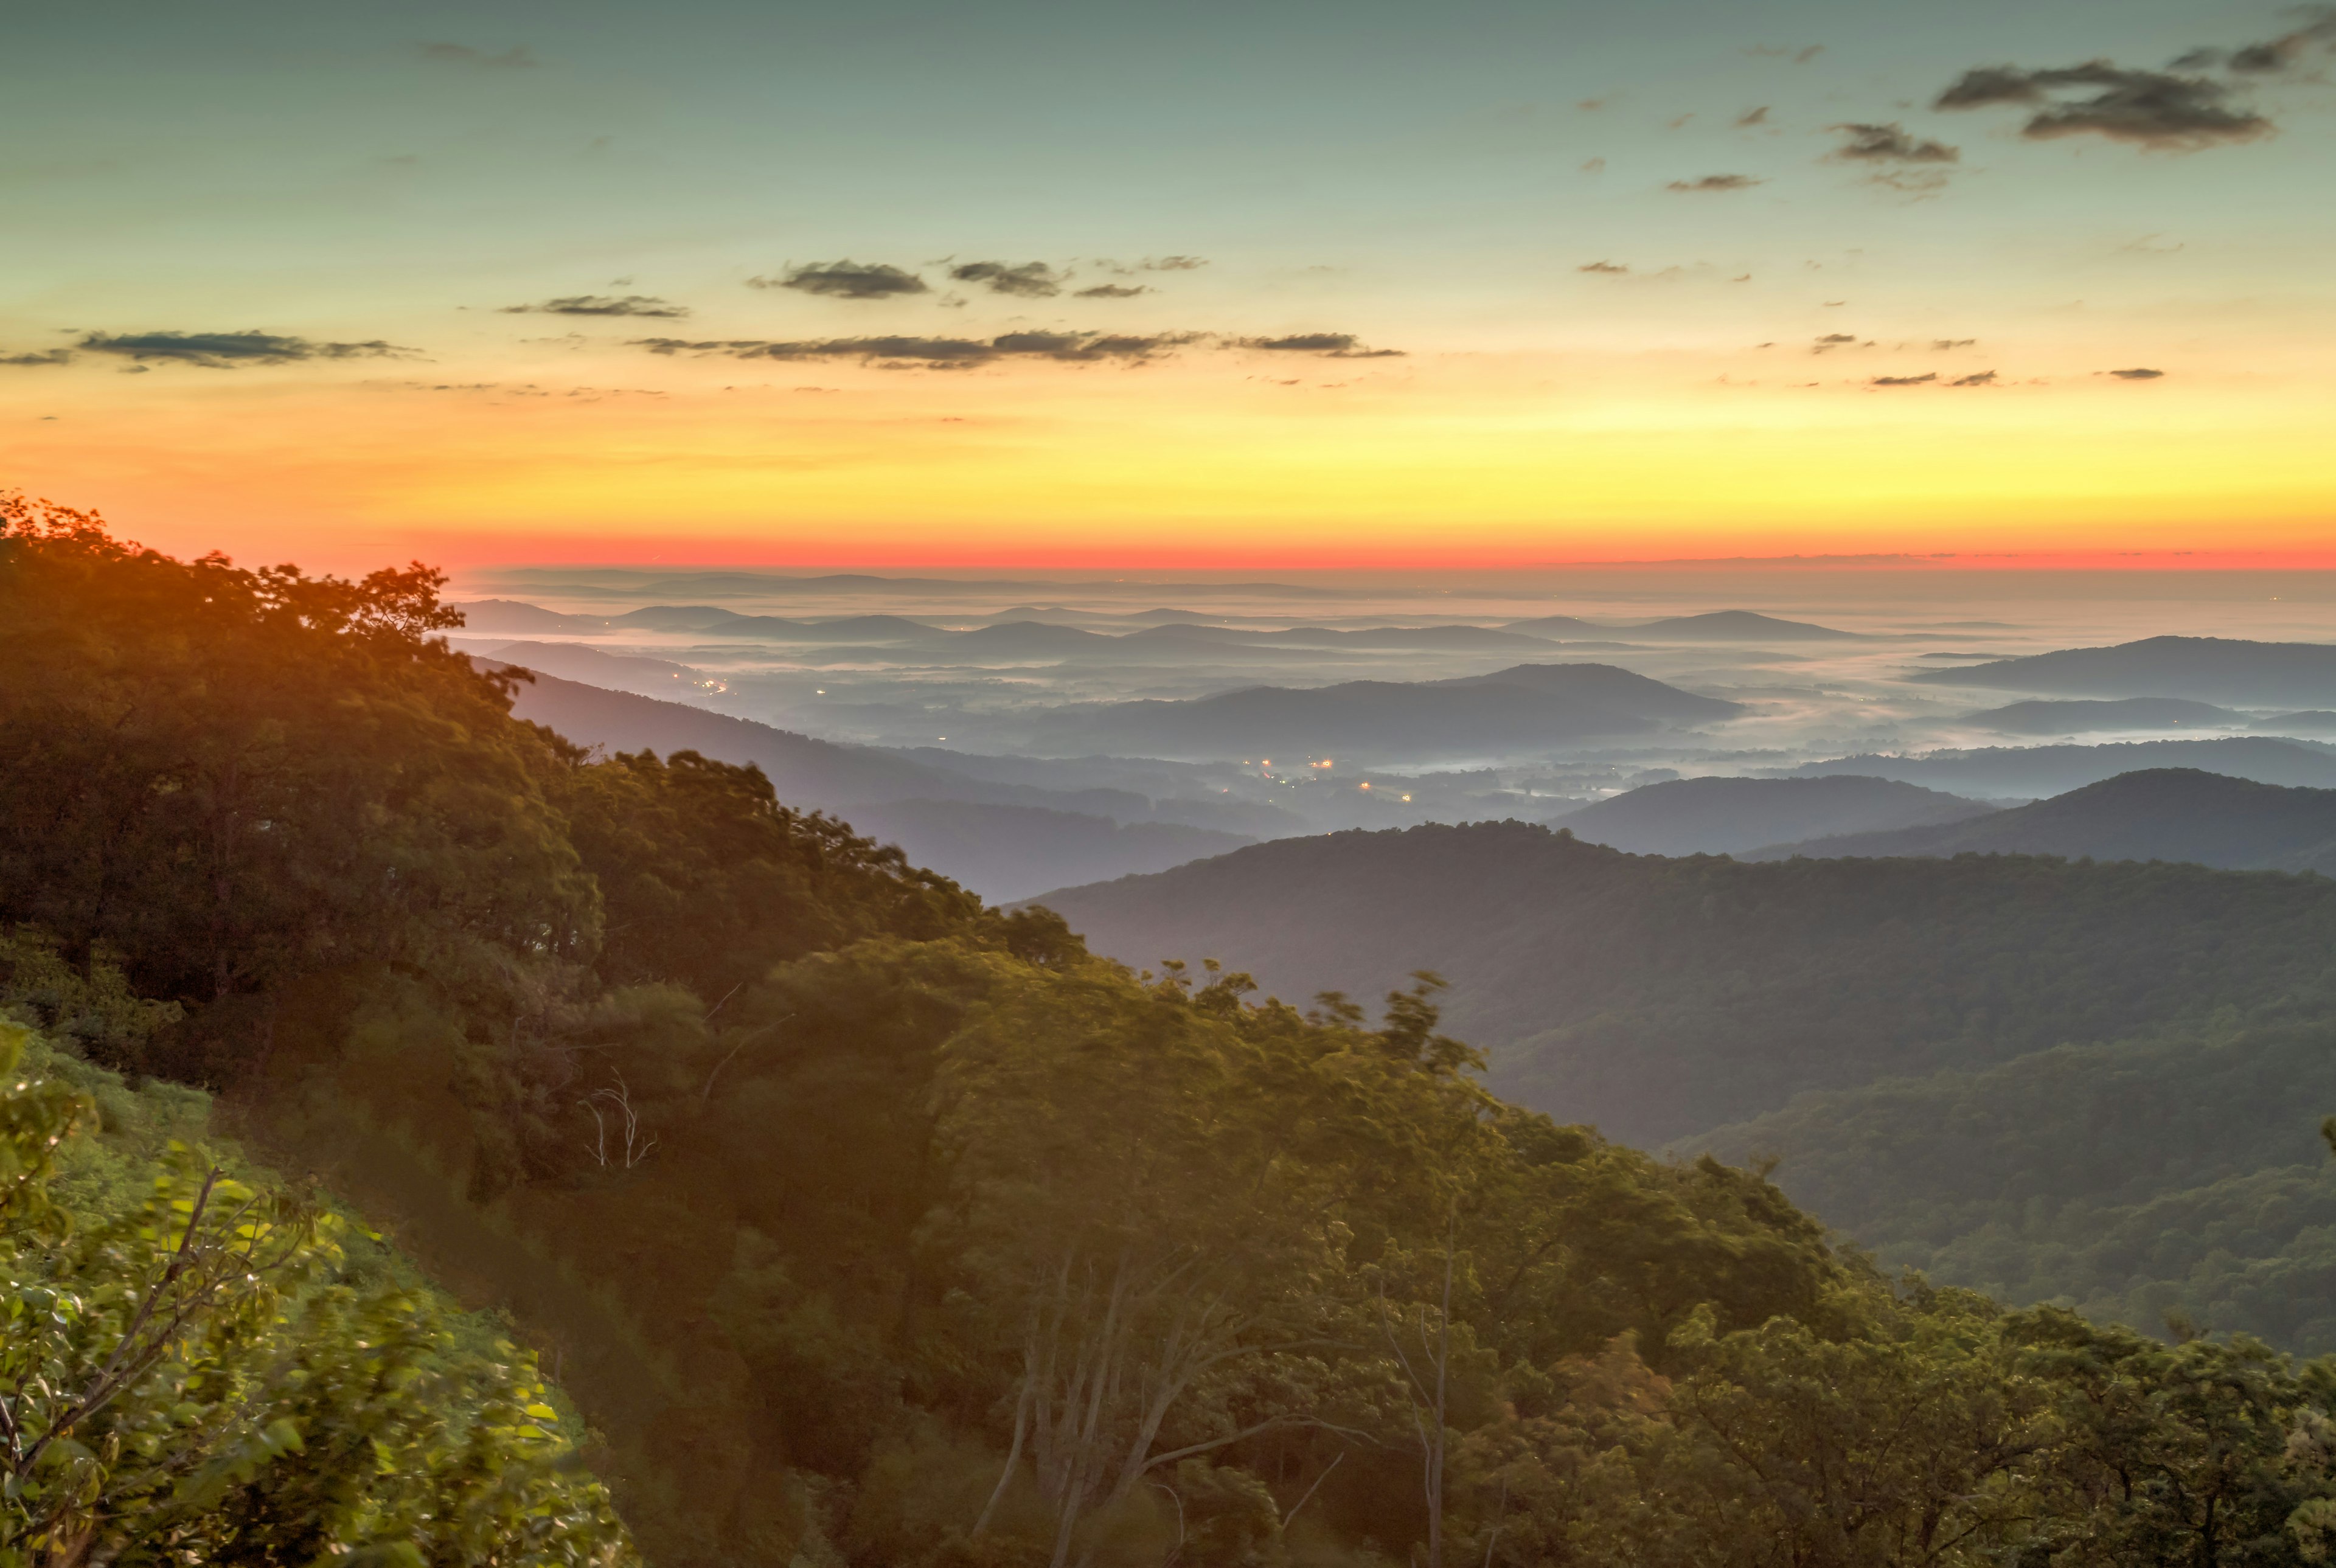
[1036,819,2336,1143]
[16,495,2336,1568]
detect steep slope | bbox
[1912,635,2336,706]
[487,640,716,699]
[1031,820,2336,1145]
[1026,662,1739,761]
[1552,774,1995,856]
[1789,737,2336,796]
[1750,768,2336,872]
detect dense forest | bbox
[15,493,2336,1566]
[1037,819,2336,1143]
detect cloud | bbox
[633,328,1400,367]
[632,331,1205,368]
[1811,333,1860,353]
[751,262,930,299]
[1074,284,1151,299]
[1666,174,1764,191]
[2184,9,2336,72]
[1580,156,1607,173]
[1229,333,1405,358]
[1871,372,1938,386]
[0,349,73,367]
[419,42,535,68]
[1934,61,2271,148]
[1829,122,1959,162]
[1737,106,1771,127]
[2107,366,2165,379]
[75,331,420,369]
[950,261,1064,298]
[1932,338,1976,349]
[1096,255,1210,276]
[1950,370,1998,386]
[499,294,689,318]
[1578,261,1630,274]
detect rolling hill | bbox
[1549,774,1995,856]
[1031,819,2336,1145]
[1748,768,2336,873]
[1788,737,2336,797]
[841,799,1254,901]
[1024,662,1741,761]
[1912,635,2336,706]
[1964,697,2243,734]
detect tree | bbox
[0,1021,637,1566]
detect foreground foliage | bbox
[0,1020,636,1567]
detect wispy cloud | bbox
[499,294,689,318]
[750,262,930,299]
[75,331,420,369]
[0,349,73,367]
[1666,173,1764,192]
[1871,373,1938,386]
[2106,366,2166,379]
[1578,261,1630,274]
[633,328,1400,367]
[1074,284,1152,299]
[1229,333,1405,358]
[1950,370,1998,386]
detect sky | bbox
[4,0,2333,570]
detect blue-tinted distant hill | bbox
[1552,774,1995,856]
[1748,768,2336,873]
[1024,662,1740,761]
[1621,610,1857,640]
[1913,635,2336,706]
[1964,697,2242,734]
[1789,737,2336,797]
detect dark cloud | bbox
[631,332,1204,368]
[1666,174,1764,192]
[1230,333,1405,358]
[2194,9,2336,72]
[0,349,73,367]
[499,294,689,318]
[1578,261,1630,274]
[1934,61,2271,148]
[751,262,930,299]
[1933,338,1977,350]
[75,331,420,369]
[1871,372,1938,386]
[2107,367,2165,379]
[634,328,1399,367]
[1074,284,1151,299]
[1737,106,1771,127]
[950,261,1063,298]
[1811,333,1860,353]
[1950,371,1998,386]
[1829,122,1959,162]
[419,42,535,68]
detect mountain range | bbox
[1750,768,2336,873]
[1549,774,1994,856]
[1914,635,2336,706]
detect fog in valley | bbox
[448,561,2336,898]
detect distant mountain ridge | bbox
[1024,662,1740,761]
[1913,635,2336,706]
[1750,768,2336,874]
[1788,737,2336,797]
[1964,697,2242,734]
[1552,774,1995,856]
